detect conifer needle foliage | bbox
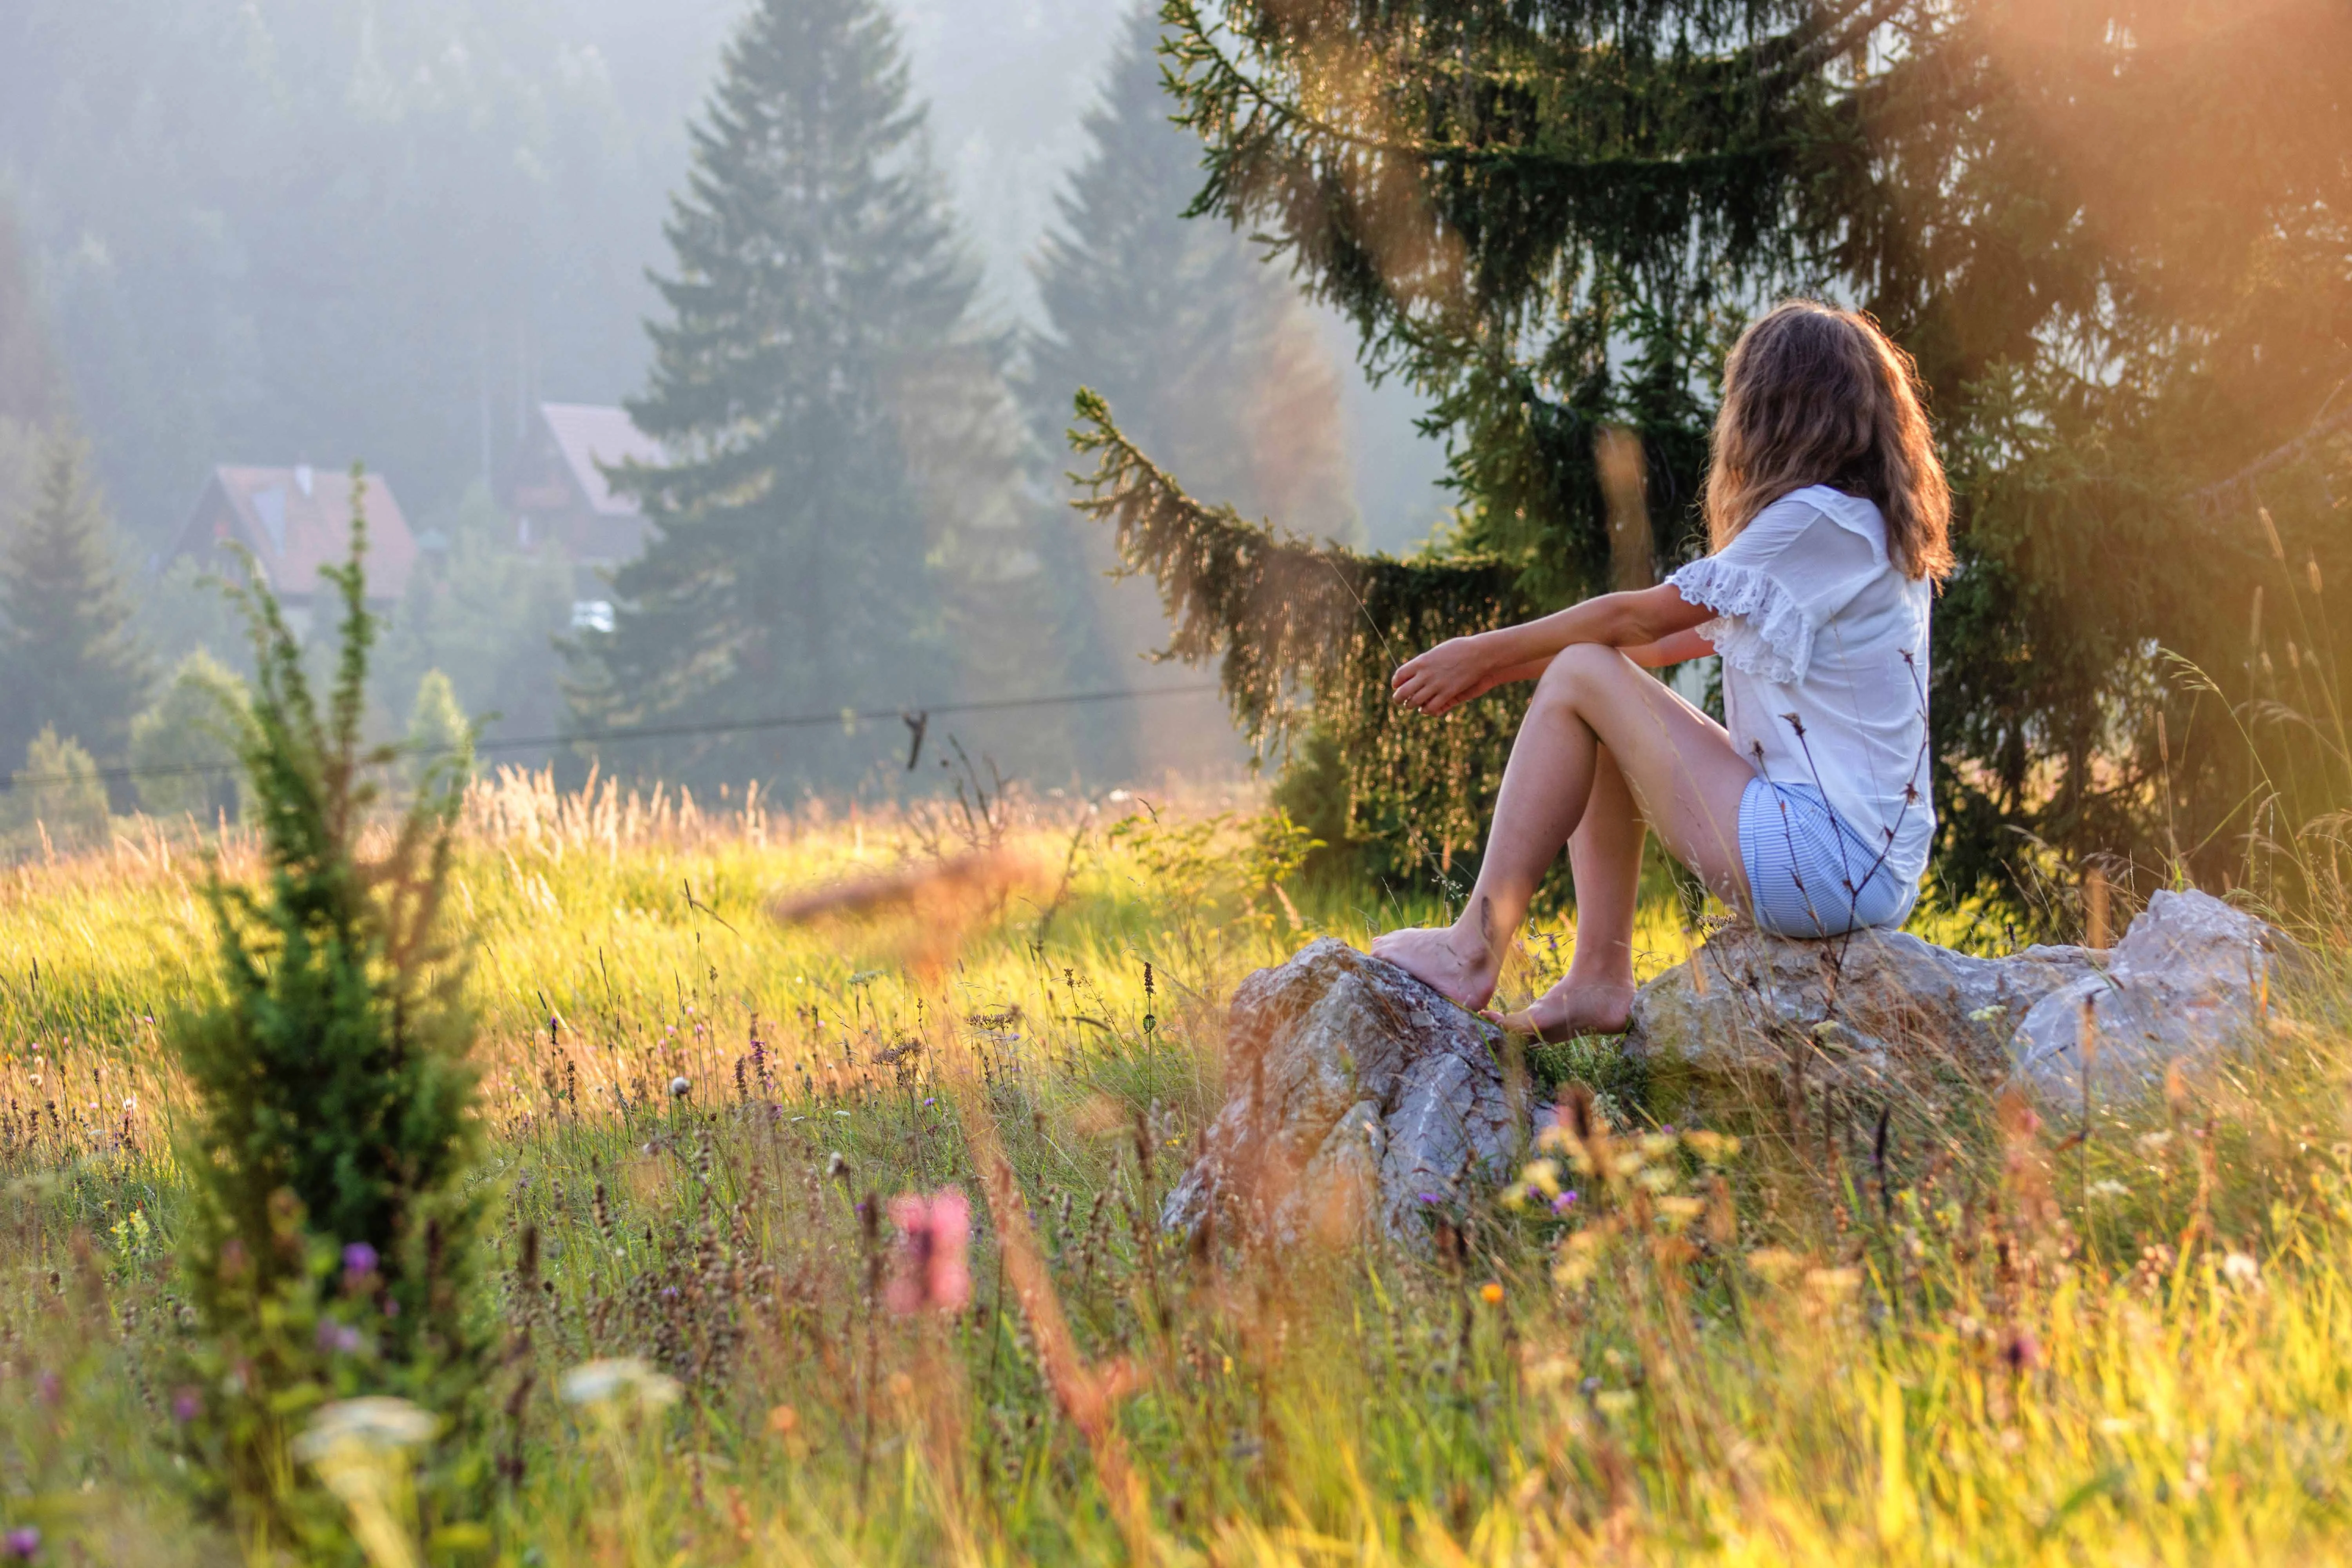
[1091,0,2351,913]
[1072,388,1531,872]
[171,466,490,1539]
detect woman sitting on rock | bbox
[1372,299,1953,1041]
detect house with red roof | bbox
[505,403,664,572]
[166,463,418,635]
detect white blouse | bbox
[1667,486,1935,918]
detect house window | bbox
[570,599,615,634]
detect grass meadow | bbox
[4,768,2352,1566]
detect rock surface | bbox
[1160,938,1514,1247]
[1166,891,2278,1245]
[1625,888,2277,1099]
[2007,889,2275,1098]
[1624,926,2096,1093]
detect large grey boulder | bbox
[1160,937,1514,1247]
[2008,889,2275,1098]
[1625,887,2278,1101]
[1624,925,2096,1094]
[1168,893,2278,1246]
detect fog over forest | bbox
[0,0,1450,810]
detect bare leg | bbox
[1371,645,1754,1015]
[1499,746,1643,1039]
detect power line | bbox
[0,680,1228,792]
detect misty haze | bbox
[0,5,2347,1563]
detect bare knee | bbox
[1532,642,1634,711]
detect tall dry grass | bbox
[0,767,2347,1565]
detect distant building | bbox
[503,402,664,634]
[507,401,662,557]
[167,464,418,635]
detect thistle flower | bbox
[884,1188,972,1315]
[4,1526,39,1561]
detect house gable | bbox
[167,465,419,606]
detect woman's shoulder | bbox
[1761,485,1889,558]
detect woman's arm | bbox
[1622,626,1717,670]
[1390,583,1714,715]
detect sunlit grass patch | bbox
[2,772,2350,1564]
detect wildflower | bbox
[884,1188,972,1315]
[292,1397,438,1463]
[34,1373,59,1407]
[1479,1281,1504,1305]
[1551,1190,1580,1214]
[2085,1179,2130,1201]
[172,1387,203,1424]
[2000,1326,2042,1372]
[4,1526,39,1561]
[342,1241,380,1281]
[560,1357,681,1413]
[670,1075,691,1098]
[316,1321,365,1355]
[2222,1251,2260,1287]
[766,1404,799,1436]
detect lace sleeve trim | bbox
[1670,556,1814,684]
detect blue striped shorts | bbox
[1737,777,1912,938]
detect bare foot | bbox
[1493,975,1637,1043]
[1370,924,1500,1011]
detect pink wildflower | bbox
[884,1189,971,1315]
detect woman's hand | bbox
[1392,635,1500,715]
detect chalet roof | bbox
[540,403,663,517]
[171,465,419,603]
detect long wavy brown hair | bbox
[1704,300,1953,582]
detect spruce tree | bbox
[1031,2,1358,548]
[0,433,151,768]
[1030,2,1361,780]
[1079,0,2350,912]
[570,0,1001,793]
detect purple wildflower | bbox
[4,1526,38,1561]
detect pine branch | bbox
[1069,388,1537,869]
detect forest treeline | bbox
[0,0,1347,805]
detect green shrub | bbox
[170,470,491,1552]
[404,668,472,795]
[129,648,250,822]
[3,725,111,849]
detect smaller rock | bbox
[1160,938,1515,1247]
[2009,889,2277,1099]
